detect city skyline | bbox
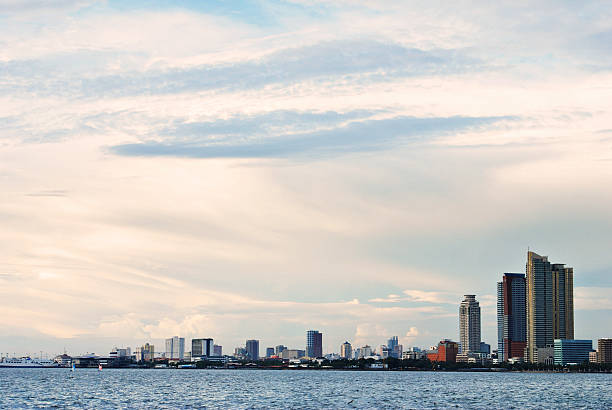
[1,1,612,357]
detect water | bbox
[1,369,610,409]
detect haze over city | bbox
[1,0,612,358]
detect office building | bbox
[479,342,490,355]
[340,341,352,359]
[165,336,185,360]
[275,345,287,356]
[497,273,527,361]
[245,339,259,361]
[552,264,574,340]
[589,351,598,363]
[306,330,323,358]
[379,345,389,359]
[213,344,222,356]
[427,340,459,363]
[554,339,592,365]
[459,295,481,354]
[387,336,402,358]
[598,338,612,364]
[234,347,246,359]
[266,347,275,358]
[192,338,213,358]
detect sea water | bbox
[1,368,610,409]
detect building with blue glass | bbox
[553,339,592,365]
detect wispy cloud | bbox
[111,115,512,159]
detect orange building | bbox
[427,340,459,363]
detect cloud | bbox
[0,39,480,99]
[575,287,612,310]
[402,289,458,304]
[110,115,512,159]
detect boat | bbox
[0,357,59,368]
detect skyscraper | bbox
[192,338,213,358]
[552,264,574,340]
[387,336,401,358]
[459,295,481,354]
[245,339,259,361]
[526,251,574,363]
[497,273,527,361]
[306,330,323,358]
[340,341,352,359]
[165,336,185,360]
[526,251,553,363]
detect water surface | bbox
[1,369,610,409]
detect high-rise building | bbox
[459,295,481,354]
[598,338,612,364]
[266,347,275,358]
[526,251,574,363]
[387,336,402,358]
[165,336,185,360]
[497,273,527,361]
[340,341,352,359]
[135,343,154,362]
[192,338,213,358]
[552,264,574,340]
[553,339,592,365]
[526,251,553,363]
[306,330,323,358]
[245,339,259,361]
[275,345,287,356]
[213,344,222,356]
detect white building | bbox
[165,336,185,360]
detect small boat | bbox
[98,364,102,371]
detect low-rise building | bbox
[554,339,592,365]
[427,340,459,363]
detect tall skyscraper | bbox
[165,336,185,360]
[459,295,481,354]
[306,330,323,358]
[192,338,213,357]
[552,264,574,340]
[497,273,527,361]
[526,251,553,363]
[340,341,352,359]
[526,251,574,363]
[245,339,259,360]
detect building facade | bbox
[245,339,259,361]
[526,251,553,363]
[553,339,592,365]
[459,295,481,354]
[552,264,574,340]
[526,251,575,363]
[306,330,323,358]
[598,338,612,364]
[427,340,459,363]
[497,273,527,361]
[213,344,222,356]
[266,347,275,358]
[191,338,213,358]
[340,341,352,359]
[165,336,185,360]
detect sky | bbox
[1,0,611,358]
